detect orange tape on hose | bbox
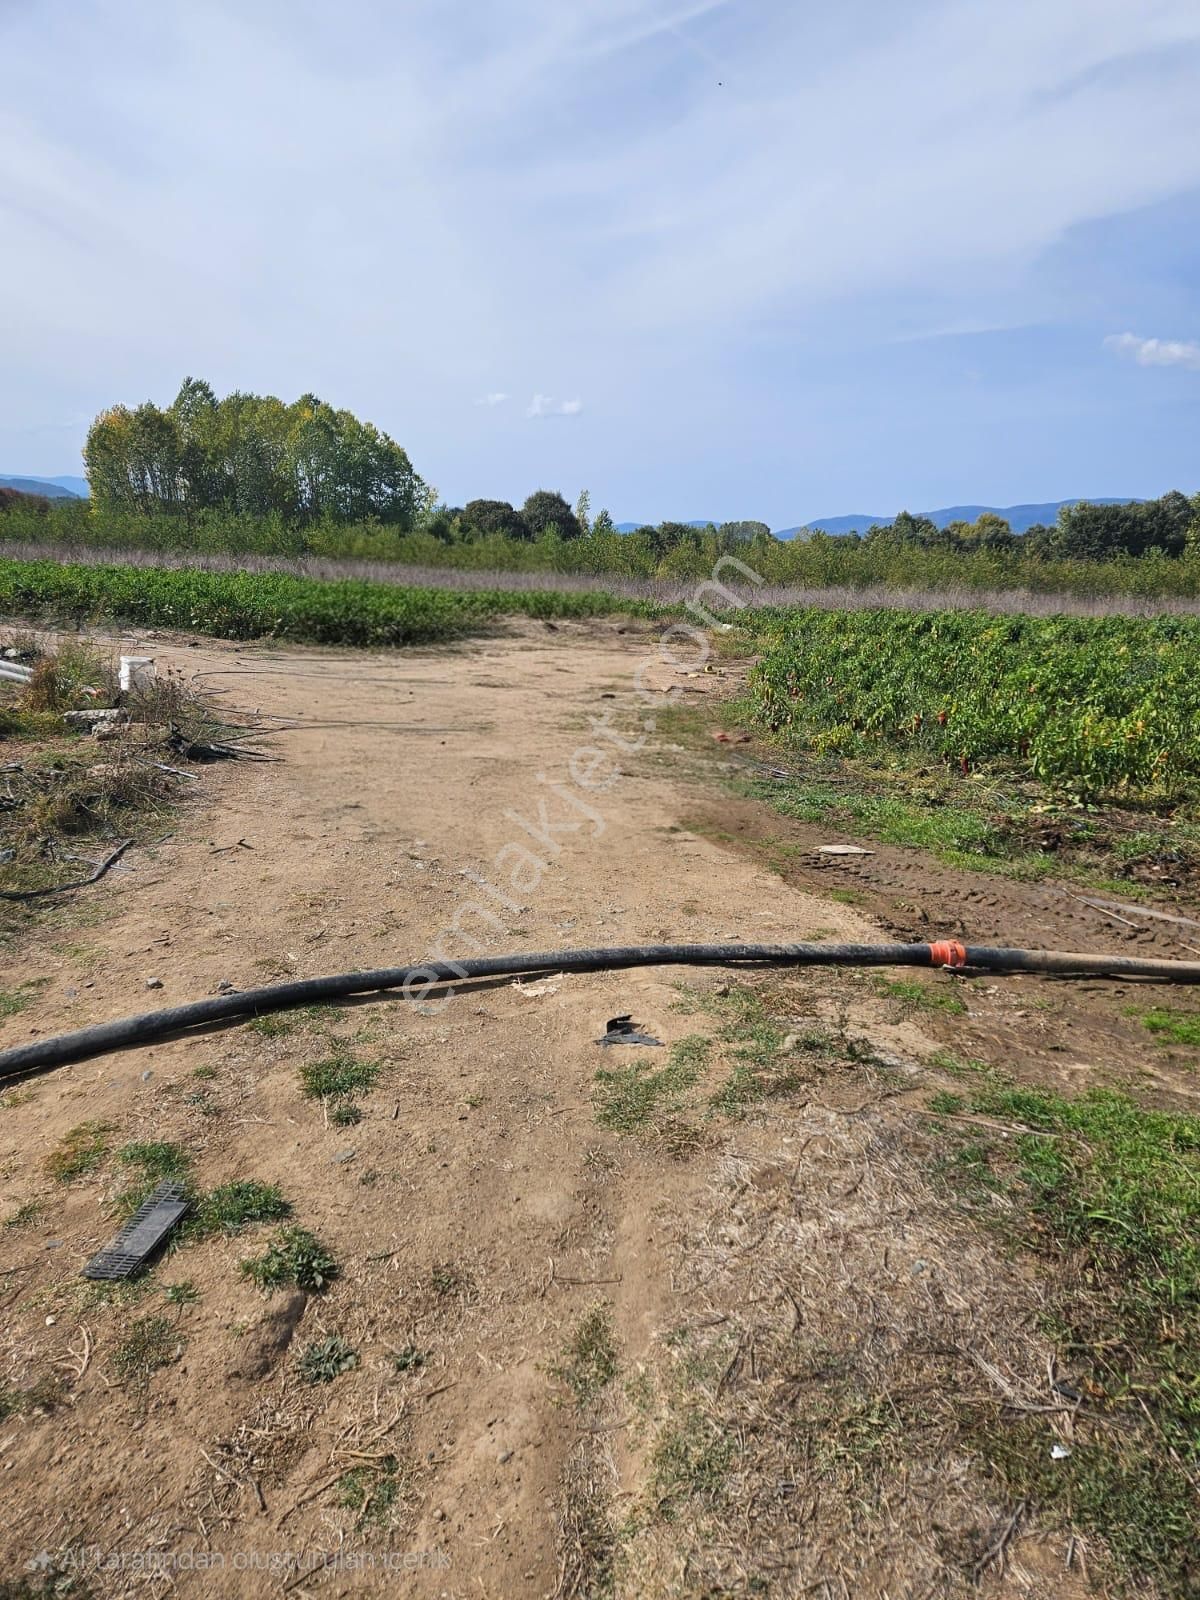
[929,939,968,970]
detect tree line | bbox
[83,378,430,527]
[6,376,1198,582]
[852,493,1199,560]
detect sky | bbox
[2,0,1200,528]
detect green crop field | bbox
[748,607,1200,801]
[0,558,658,648]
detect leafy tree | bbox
[574,489,591,535]
[1140,490,1192,556]
[717,520,770,547]
[461,499,530,540]
[85,379,428,528]
[956,512,1014,551]
[423,507,460,543]
[522,489,581,540]
[591,508,615,536]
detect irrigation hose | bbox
[3,940,1200,1083]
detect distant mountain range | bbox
[0,474,87,499]
[774,498,1142,539]
[616,500,1142,539]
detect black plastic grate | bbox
[81,1180,191,1280]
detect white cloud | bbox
[3,0,1200,497]
[1104,332,1200,370]
[475,392,509,406]
[527,394,583,417]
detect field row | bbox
[748,607,1200,800]
[0,558,655,647]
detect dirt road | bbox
[0,619,1189,1598]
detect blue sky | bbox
[2,0,1200,527]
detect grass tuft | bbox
[593,1036,709,1134]
[112,1314,180,1388]
[4,1198,44,1229]
[113,1140,191,1216]
[553,1306,618,1407]
[1141,1007,1200,1048]
[188,1180,292,1239]
[299,1049,380,1101]
[44,1121,112,1182]
[874,976,968,1015]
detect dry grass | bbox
[614,1104,1070,1596]
[0,631,233,912]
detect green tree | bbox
[522,489,581,540]
[461,499,530,540]
[574,489,591,535]
[86,378,428,528]
[961,512,1014,551]
[717,520,770,548]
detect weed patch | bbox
[0,987,33,1018]
[390,1344,426,1373]
[241,1226,336,1293]
[113,1140,191,1215]
[651,1407,734,1517]
[112,1314,180,1388]
[162,1280,199,1309]
[875,976,968,1016]
[298,1335,358,1384]
[553,1306,618,1406]
[933,1079,1200,1593]
[336,1458,403,1530]
[593,1036,709,1134]
[1142,1007,1200,1048]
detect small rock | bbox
[45,1315,56,1327]
[782,1033,800,1051]
[333,1149,356,1164]
[141,1070,153,1082]
[45,1240,63,1250]
[145,977,163,990]
[498,1449,514,1465]
[216,979,237,994]
[64,987,78,1000]
[432,1508,446,1522]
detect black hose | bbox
[2,939,1199,1082]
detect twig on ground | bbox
[0,837,132,901]
[973,1500,1026,1581]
